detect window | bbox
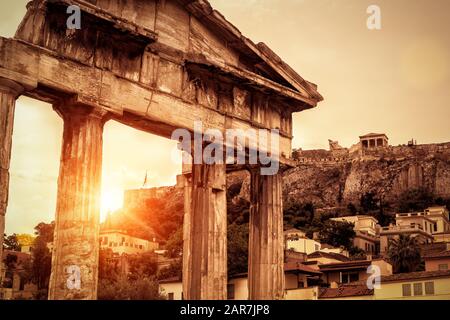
[341,272,359,284]
[227,284,235,300]
[139,245,143,250]
[168,293,174,300]
[438,264,448,271]
[402,284,411,297]
[425,282,435,295]
[413,283,423,296]
[315,244,320,251]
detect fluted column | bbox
[0,78,23,270]
[48,104,109,300]
[248,170,285,300]
[182,163,227,300]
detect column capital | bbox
[0,78,24,98]
[53,102,111,125]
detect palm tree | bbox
[387,235,422,274]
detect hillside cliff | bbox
[283,142,450,210]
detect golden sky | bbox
[1,0,449,233]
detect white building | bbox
[285,228,321,254]
[99,229,159,255]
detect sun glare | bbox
[100,188,124,222]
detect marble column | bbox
[0,78,23,271]
[182,163,227,300]
[248,170,285,300]
[48,104,109,300]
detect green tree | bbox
[98,276,163,300]
[165,227,183,258]
[31,222,54,296]
[3,233,21,251]
[397,188,434,213]
[227,223,249,276]
[387,235,422,274]
[98,249,121,282]
[157,259,182,280]
[283,201,315,230]
[127,252,158,280]
[318,220,356,250]
[348,246,367,261]
[360,192,379,213]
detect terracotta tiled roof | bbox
[420,243,448,258]
[284,262,323,275]
[318,260,371,272]
[379,270,450,283]
[308,251,350,262]
[423,250,450,259]
[158,276,182,284]
[319,285,374,299]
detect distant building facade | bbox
[99,229,159,255]
[380,208,448,253]
[284,229,321,254]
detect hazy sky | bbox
[1,0,449,234]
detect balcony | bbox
[380,224,426,234]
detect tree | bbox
[165,227,183,258]
[348,246,367,261]
[3,233,21,251]
[98,276,163,300]
[127,252,158,280]
[31,222,54,296]
[17,234,36,248]
[387,235,422,274]
[318,220,356,250]
[97,250,162,300]
[397,188,434,213]
[283,201,315,230]
[360,192,379,213]
[227,223,249,276]
[347,203,357,215]
[157,259,182,280]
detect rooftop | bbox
[284,262,323,276]
[318,260,371,272]
[359,133,388,139]
[319,285,374,299]
[379,270,450,283]
[307,251,350,262]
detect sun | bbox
[100,188,124,222]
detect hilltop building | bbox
[359,133,389,149]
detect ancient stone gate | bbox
[0,0,322,300]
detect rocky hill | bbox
[284,142,450,209]
[105,141,450,241]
